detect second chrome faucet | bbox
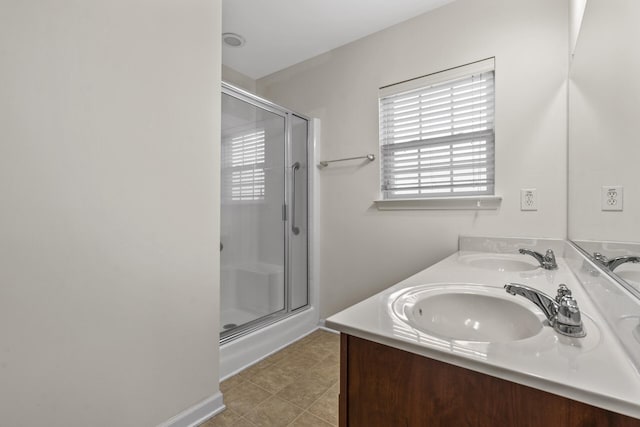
[519,248,558,270]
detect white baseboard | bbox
[157,392,225,427]
[319,323,338,334]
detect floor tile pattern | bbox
[201,330,339,427]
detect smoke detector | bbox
[222,33,245,48]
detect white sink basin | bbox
[391,285,544,342]
[458,253,539,272]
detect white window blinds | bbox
[379,59,495,199]
[222,129,266,201]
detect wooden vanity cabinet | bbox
[339,334,640,427]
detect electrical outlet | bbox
[602,186,623,211]
[520,188,538,211]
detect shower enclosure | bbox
[220,83,309,343]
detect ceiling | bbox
[222,0,455,80]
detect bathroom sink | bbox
[458,253,539,272]
[391,285,544,342]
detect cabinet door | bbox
[341,334,640,427]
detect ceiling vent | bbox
[222,33,246,48]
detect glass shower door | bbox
[220,92,286,336]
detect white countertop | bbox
[325,238,640,419]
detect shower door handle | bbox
[291,162,300,236]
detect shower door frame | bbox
[220,82,311,344]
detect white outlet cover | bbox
[520,188,538,211]
[602,186,623,211]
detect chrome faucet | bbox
[593,252,640,271]
[504,283,586,338]
[519,248,558,270]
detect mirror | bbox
[569,0,640,295]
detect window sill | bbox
[374,196,502,211]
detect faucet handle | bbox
[541,249,558,269]
[556,284,571,302]
[593,252,608,263]
[555,285,586,337]
[555,292,584,336]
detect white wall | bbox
[258,0,569,318]
[222,65,257,93]
[569,0,640,242]
[0,1,221,426]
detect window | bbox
[379,59,495,200]
[222,128,266,201]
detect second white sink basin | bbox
[458,253,540,272]
[391,285,544,342]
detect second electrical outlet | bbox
[601,186,623,211]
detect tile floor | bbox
[201,329,340,427]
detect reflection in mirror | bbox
[573,240,640,298]
[569,0,640,293]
